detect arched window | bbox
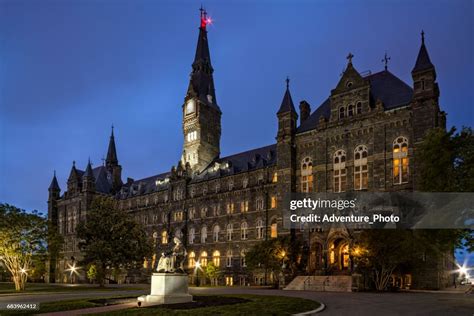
[227,223,233,241]
[201,226,207,244]
[213,225,220,242]
[271,219,278,238]
[356,102,362,114]
[161,230,168,244]
[393,137,409,184]
[301,157,313,192]
[226,250,233,267]
[241,222,248,240]
[256,219,264,239]
[339,106,345,119]
[240,250,247,267]
[188,227,195,244]
[333,150,347,192]
[188,251,196,268]
[200,251,208,267]
[213,250,220,266]
[354,145,368,190]
[348,104,354,117]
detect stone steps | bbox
[284,275,353,292]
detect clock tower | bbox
[182,8,221,173]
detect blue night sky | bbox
[0,1,472,263]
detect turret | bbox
[106,126,123,193]
[67,161,81,196]
[82,159,95,192]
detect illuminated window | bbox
[186,130,198,142]
[213,250,220,266]
[201,226,207,244]
[271,222,278,238]
[301,157,313,192]
[271,196,277,209]
[188,227,195,244]
[241,222,248,240]
[185,99,195,114]
[241,200,249,213]
[342,244,350,269]
[333,150,347,193]
[174,211,183,222]
[200,251,208,267]
[226,276,233,286]
[256,219,264,239]
[161,231,168,244]
[272,172,278,183]
[213,225,220,242]
[226,223,233,241]
[226,203,234,214]
[393,137,409,184]
[188,251,196,268]
[226,250,233,267]
[354,145,368,190]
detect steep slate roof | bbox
[118,171,171,199]
[297,70,413,134]
[71,165,113,194]
[277,87,297,115]
[412,43,434,73]
[49,173,60,190]
[192,144,277,183]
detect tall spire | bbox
[277,77,297,115]
[187,6,219,110]
[84,158,94,178]
[412,30,434,73]
[106,125,118,168]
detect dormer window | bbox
[346,81,353,88]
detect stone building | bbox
[48,11,451,289]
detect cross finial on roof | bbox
[286,76,290,89]
[382,51,391,71]
[421,30,425,45]
[347,52,354,64]
[199,5,207,29]
[72,160,76,167]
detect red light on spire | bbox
[199,6,211,29]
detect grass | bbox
[94,295,321,316]
[0,282,144,294]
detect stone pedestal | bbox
[137,273,193,306]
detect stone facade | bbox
[48,15,452,289]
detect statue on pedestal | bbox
[157,237,187,273]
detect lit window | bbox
[241,222,248,240]
[161,231,168,244]
[226,276,233,285]
[271,222,278,238]
[256,219,264,239]
[227,223,233,241]
[226,202,234,214]
[201,226,207,244]
[271,196,277,209]
[333,150,347,193]
[393,137,409,184]
[301,157,314,192]
[185,99,195,114]
[241,200,249,213]
[354,145,368,190]
[213,225,220,242]
[272,172,278,183]
[186,131,198,142]
[213,250,220,266]
[188,251,196,268]
[200,251,208,267]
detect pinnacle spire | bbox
[412,30,434,73]
[84,158,94,178]
[49,170,60,191]
[68,160,80,181]
[277,77,297,115]
[106,126,118,167]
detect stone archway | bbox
[327,238,350,273]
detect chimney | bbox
[299,100,311,124]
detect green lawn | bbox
[0,282,144,294]
[95,295,321,316]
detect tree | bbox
[0,204,48,291]
[87,264,97,284]
[76,197,152,287]
[205,262,221,285]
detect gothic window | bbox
[333,150,347,192]
[393,137,409,184]
[356,102,362,114]
[213,204,219,217]
[213,225,220,242]
[354,145,369,190]
[228,180,234,191]
[348,104,354,117]
[185,99,195,114]
[188,227,195,244]
[213,250,220,266]
[256,219,264,239]
[339,106,345,119]
[201,226,207,244]
[227,223,233,241]
[241,222,248,240]
[226,202,234,214]
[241,200,249,213]
[271,220,278,238]
[161,230,168,244]
[301,157,314,192]
[226,250,233,267]
[200,251,208,267]
[174,211,183,222]
[188,251,196,268]
[189,207,195,220]
[242,177,249,188]
[256,197,264,210]
[201,207,208,218]
[272,172,278,183]
[186,130,198,142]
[270,196,277,209]
[240,250,247,267]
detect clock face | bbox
[186,99,195,114]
